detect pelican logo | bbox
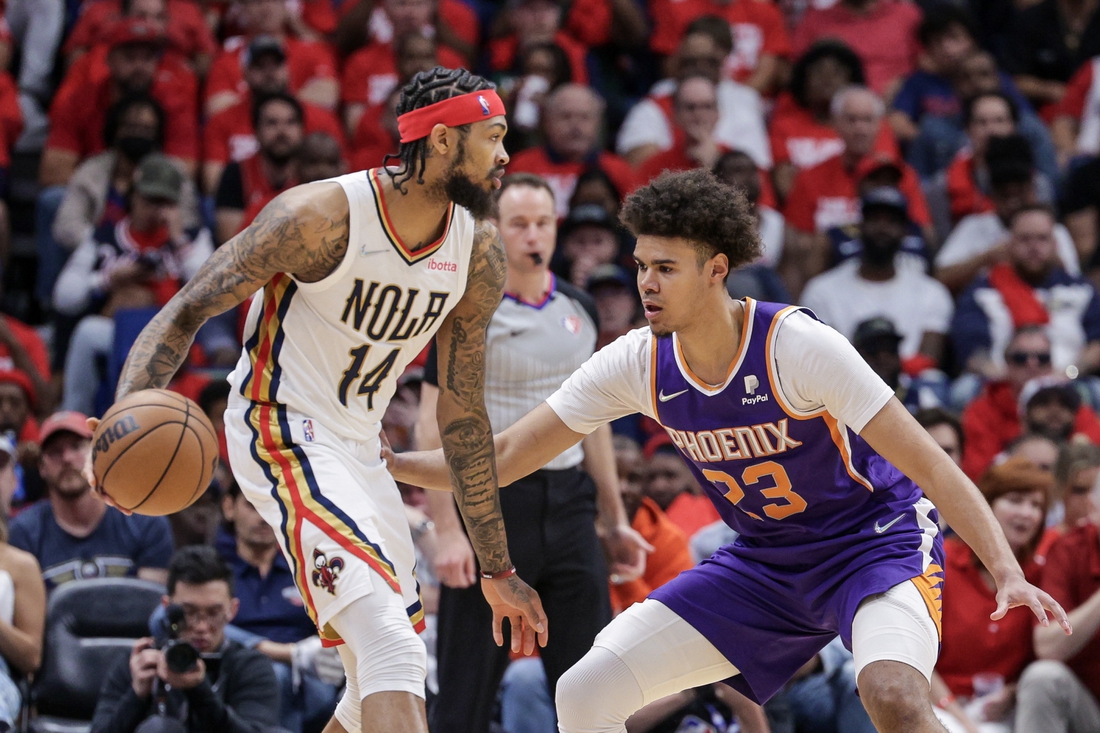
[311,550,345,595]
[478,95,491,116]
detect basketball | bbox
[91,389,220,516]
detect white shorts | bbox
[225,402,423,644]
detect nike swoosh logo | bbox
[658,389,689,402]
[360,248,389,256]
[873,515,903,534]
[509,330,526,337]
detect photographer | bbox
[91,546,282,733]
[52,153,218,416]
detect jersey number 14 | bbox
[338,345,399,409]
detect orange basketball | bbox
[92,389,220,516]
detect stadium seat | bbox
[29,578,166,733]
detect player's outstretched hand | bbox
[82,418,134,516]
[993,573,1071,634]
[481,574,548,656]
[599,523,654,584]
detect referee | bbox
[416,173,651,733]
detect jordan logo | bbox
[311,550,345,595]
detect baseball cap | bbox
[39,411,93,447]
[0,369,36,409]
[853,317,903,350]
[108,18,166,50]
[1018,377,1081,417]
[587,264,632,292]
[860,187,910,221]
[244,35,286,67]
[855,153,903,183]
[133,154,184,203]
[560,204,617,240]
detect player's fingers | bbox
[522,594,548,637]
[990,598,1009,621]
[522,617,537,656]
[491,612,504,647]
[629,529,656,554]
[1042,593,1073,634]
[509,616,523,654]
[86,417,100,432]
[461,556,476,587]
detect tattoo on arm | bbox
[116,184,350,399]
[437,220,510,573]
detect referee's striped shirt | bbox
[426,275,598,470]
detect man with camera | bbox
[91,546,283,733]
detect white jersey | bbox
[228,169,476,442]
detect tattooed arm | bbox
[116,183,350,400]
[434,220,547,653]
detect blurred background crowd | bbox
[0,0,1093,729]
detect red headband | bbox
[397,90,506,143]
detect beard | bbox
[438,140,496,219]
[862,239,900,268]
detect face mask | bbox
[117,136,158,162]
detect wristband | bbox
[937,694,956,709]
[480,566,516,580]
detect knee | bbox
[556,648,641,733]
[354,622,426,697]
[1018,660,1074,701]
[858,664,933,731]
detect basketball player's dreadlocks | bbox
[385,67,496,192]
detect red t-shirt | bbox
[945,149,993,222]
[664,492,721,538]
[1057,56,1098,120]
[0,73,21,168]
[506,146,636,219]
[1041,524,1100,702]
[47,66,199,161]
[791,0,922,94]
[205,36,338,107]
[650,0,791,83]
[938,538,1039,698]
[64,0,216,60]
[783,152,930,233]
[340,41,466,108]
[55,44,199,104]
[488,31,589,85]
[564,0,612,48]
[0,317,50,382]
[768,92,899,170]
[204,95,346,165]
[238,154,299,231]
[350,104,397,171]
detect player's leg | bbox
[850,581,949,733]
[327,572,429,733]
[556,598,739,733]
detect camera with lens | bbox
[162,604,200,674]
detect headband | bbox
[397,90,506,144]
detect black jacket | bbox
[90,639,281,733]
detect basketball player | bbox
[387,169,1071,733]
[102,67,548,733]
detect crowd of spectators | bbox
[0,0,1093,728]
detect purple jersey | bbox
[647,300,944,703]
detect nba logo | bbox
[562,315,582,335]
[744,375,759,395]
[303,419,315,442]
[478,95,491,116]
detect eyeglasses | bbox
[1006,351,1051,366]
[179,605,228,626]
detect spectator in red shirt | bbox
[63,0,217,75]
[0,369,38,446]
[647,0,790,94]
[791,0,921,96]
[933,457,1049,732]
[203,36,345,194]
[942,93,1021,224]
[617,17,770,171]
[215,93,303,244]
[1051,54,1100,164]
[342,19,463,136]
[205,0,339,116]
[1020,486,1100,731]
[508,84,636,219]
[768,40,896,201]
[41,18,200,187]
[488,0,589,86]
[642,435,719,539]
[960,328,1100,480]
[350,84,401,172]
[783,86,930,294]
[1044,441,1100,559]
[500,41,575,153]
[637,76,724,184]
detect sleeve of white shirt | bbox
[615,100,672,156]
[920,278,955,334]
[1055,225,1082,275]
[772,311,894,433]
[934,216,984,269]
[545,328,654,435]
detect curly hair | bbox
[621,169,761,270]
[789,40,865,109]
[385,67,496,192]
